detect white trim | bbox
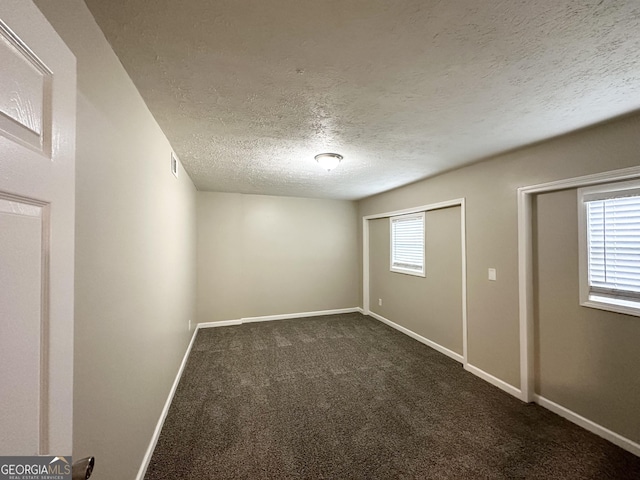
[197,319,242,328]
[577,188,590,314]
[136,327,199,480]
[581,296,640,317]
[369,310,464,364]
[518,165,640,403]
[363,198,466,220]
[362,198,468,364]
[241,307,360,323]
[577,179,640,317]
[460,198,468,363]
[197,308,362,329]
[518,165,640,196]
[464,363,523,399]
[517,188,534,402]
[534,395,640,457]
[363,217,370,314]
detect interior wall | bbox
[358,112,640,392]
[197,192,359,322]
[534,188,640,444]
[34,2,197,479]
[369,207,463,356]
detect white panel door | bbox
[0,0,76,455]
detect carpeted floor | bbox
[145,313,640,479]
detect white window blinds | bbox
[390,213,424,275]
[586,192,640,299]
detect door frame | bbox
[362,198,468,365]
[517,164,640,402]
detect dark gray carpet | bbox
[145,313,640,479]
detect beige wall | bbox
[369,207,463,355]
[358,113,640,392]
[197,192,359,322]
[35,2,197,479]
[534,188,640,443]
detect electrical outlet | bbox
[378,298,383,306]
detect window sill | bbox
[581,295,640,318]
[390,267,425,277]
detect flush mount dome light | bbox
[315,153,343,171]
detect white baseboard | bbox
[198,308,361,329]
[197,319,242,328]
[136,327,199,480]
[366,311,522,400]
[242,307,360,323]
[464,363,522,399]
[368,310,464,364]
[534,394,640,457]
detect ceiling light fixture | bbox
[314,153,343,172]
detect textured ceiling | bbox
[84,0,640,200]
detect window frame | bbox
[389,212,425,277]
[578,179,640,317]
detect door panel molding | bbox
[0,19,53,156]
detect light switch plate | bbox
[488,268,497,281]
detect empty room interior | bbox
[2,0,640,478]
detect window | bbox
[578,179,640,316]
[390,212,425,277]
